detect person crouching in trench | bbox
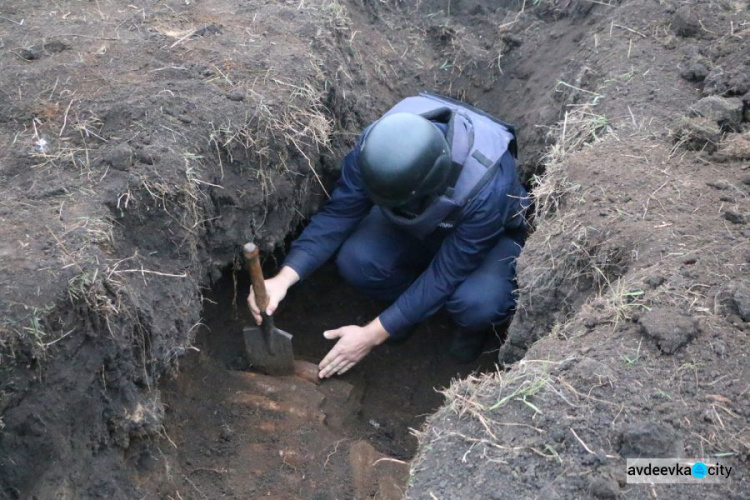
[248,92,530,378]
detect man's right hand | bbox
[247,266,300,325]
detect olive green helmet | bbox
[359,113,452,208]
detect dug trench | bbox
[126,1,594,494]
[140,263,505,498]
[2,0,750,499]
[2,0,577,496]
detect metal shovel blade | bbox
[243,323,294,376]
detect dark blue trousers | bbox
[335,207,525,331]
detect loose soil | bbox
[1,0,749,499]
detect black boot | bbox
[448,326,490,363]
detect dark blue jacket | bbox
[282,136,528,338]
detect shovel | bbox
[242,242,295,376]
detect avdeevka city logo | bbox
[691,462,708,479]
[626,458,733,484]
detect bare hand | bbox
[247,267,299,324]
[319,319,390,378]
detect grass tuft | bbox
[208,79,333,196]
[532,95,611,221]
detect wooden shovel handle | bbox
[243,243,269,311]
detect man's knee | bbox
[336,237,369,287]
[336,236,398,290]
[447,285,516,330]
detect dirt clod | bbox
[617,422,682,459]
[43,40,70,53]
[226,91,245,102]
[134,147,161,165]
[717,131,750,161]
[707,180,731,190]
[703,65,750,97]
[724,210,747,225]
[104,144,134,171]
[689,96,745,132]
[682,255,698,265]
[717,281,750,321]
[643,275,666,288]
[674,116,721,152]
[736,285,750,322]
[193,24,221,38]
[588,476,620,499]
[680,58,710,82]
[673,7,700,38]
[638,307,698,354]
[18,47,42,60]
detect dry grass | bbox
[408,358,611,483]
[601,278,649,328]
[319,0,350,33]
[26,105,108,178]
[209,78,333,196]
[0,301,76,366]
[427,22,498,84]
[532,95,611,221]
[38,210,124,339]
[68,269,122,320]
